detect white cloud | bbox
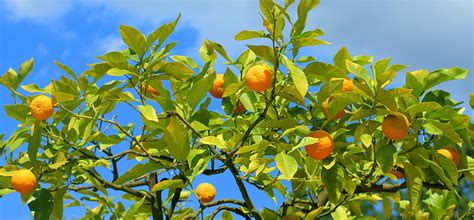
[94,35,126,54]
[4,0,72,23]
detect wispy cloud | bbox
[94,35,126,55]
[4,0,72,23]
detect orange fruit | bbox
[235,100,246,114]
[382,113,409,141]
[140,81,162,96]
[245,65,273,92]
[305,130,334,160]
[322,97,345,120]
[11,169,37,195]
[436,147,460,165]
[322,78,353,120]
[196,182,216,203]
[330,78,354,92]
[390,169,404,179]
[30,95,54,120]
[209,74,225,98]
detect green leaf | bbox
[187,74,216,110]
[4,104,30,123]
[28,189,53,220]
[123,196,147,220]
[18,58,34,86]
[235,30,265,41]
[54,61,77,79]
[97,52,128,65]
[106,68,131,77]
[333,47,351,71]
[346,60,371,85]
[200,136,226,150]
[151,179,185,192]
[120,25,147,58]
[114,162,160,185]
[304,62,346,82]
[424,67,468,91]
[154,62,194,80]
[28,120,43,163]
[403,163,423,213]
[281,55,308,102]
[247,45,275,64]
[221,211,234,220]
[424,120,462,143]
[275,153,298,180]
[21,84,45,93]
[293,0,320,36]
[137,105,159,123]
[376,145,397,173]
[322,164,344,204]
[435,154,458,185]
[147,15,180,48]
[406,102,441,117]
[164,117,190,161]
[51,187,66,220]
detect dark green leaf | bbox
[28,188,53,220]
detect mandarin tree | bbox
[0,1,473,219]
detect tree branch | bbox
[226,158,262,220]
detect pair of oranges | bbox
[209,64,272,114]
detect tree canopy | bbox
[0,0,473,219]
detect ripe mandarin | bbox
[196,182,216,203]
[305,130,334,160]
[436,147,460,165]
[245,65,272,92]
[209,74,225,98]
[11,169,37,195]
[382,113,409,141]
[30,95,54,120]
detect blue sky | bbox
[0,0,472,219]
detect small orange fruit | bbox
[140,81,162,96]
[390,169,404,179]
[196,182,216,203]
[209,74,225,98]
[245,65,273,92]
[382,113,409,141]
[30,95,54,120]
[436,147,460,165]
[11,169,37,195]
[330,78,354,92]
[235,100,246,114]
[305,130,334,160]
[322,97,345,120]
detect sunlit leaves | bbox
[123,196,147,220]
[403,163,423,213]
[235,30,266,41]
[281,55,308,102]
[164,117,190,161]
[147,15,180,49]
[275,153,297,180]
[120,25,147,58]
[322,164,344,204]
[4,104,30,123]
[114,162,160,185]
[154,62,194,80]
[333,47,351,71]
[151,179,185,192]
[376,145,397,173]
[186,73,216,110]
[247,45,275,64]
